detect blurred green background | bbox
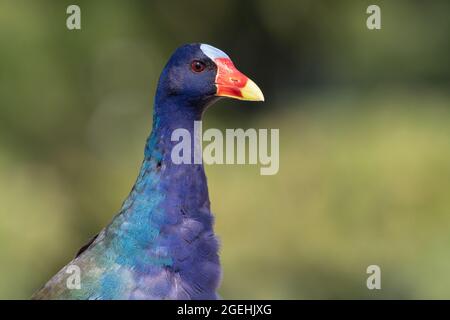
[1,0,450,299]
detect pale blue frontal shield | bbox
[200,44,230,61]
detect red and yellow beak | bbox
[214,58,265,102]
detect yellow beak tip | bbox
[240,78,265,102]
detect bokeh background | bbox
[1,0,449,299]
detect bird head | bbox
[156,43,264,108]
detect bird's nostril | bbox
[230,77,239,83]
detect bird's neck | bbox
[126,97,213,238]
[145,101,211,213]
[112,96,220,297]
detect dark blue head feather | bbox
[154,43,220,119]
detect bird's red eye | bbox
[191,60,206,73]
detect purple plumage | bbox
[32,43,264,300]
